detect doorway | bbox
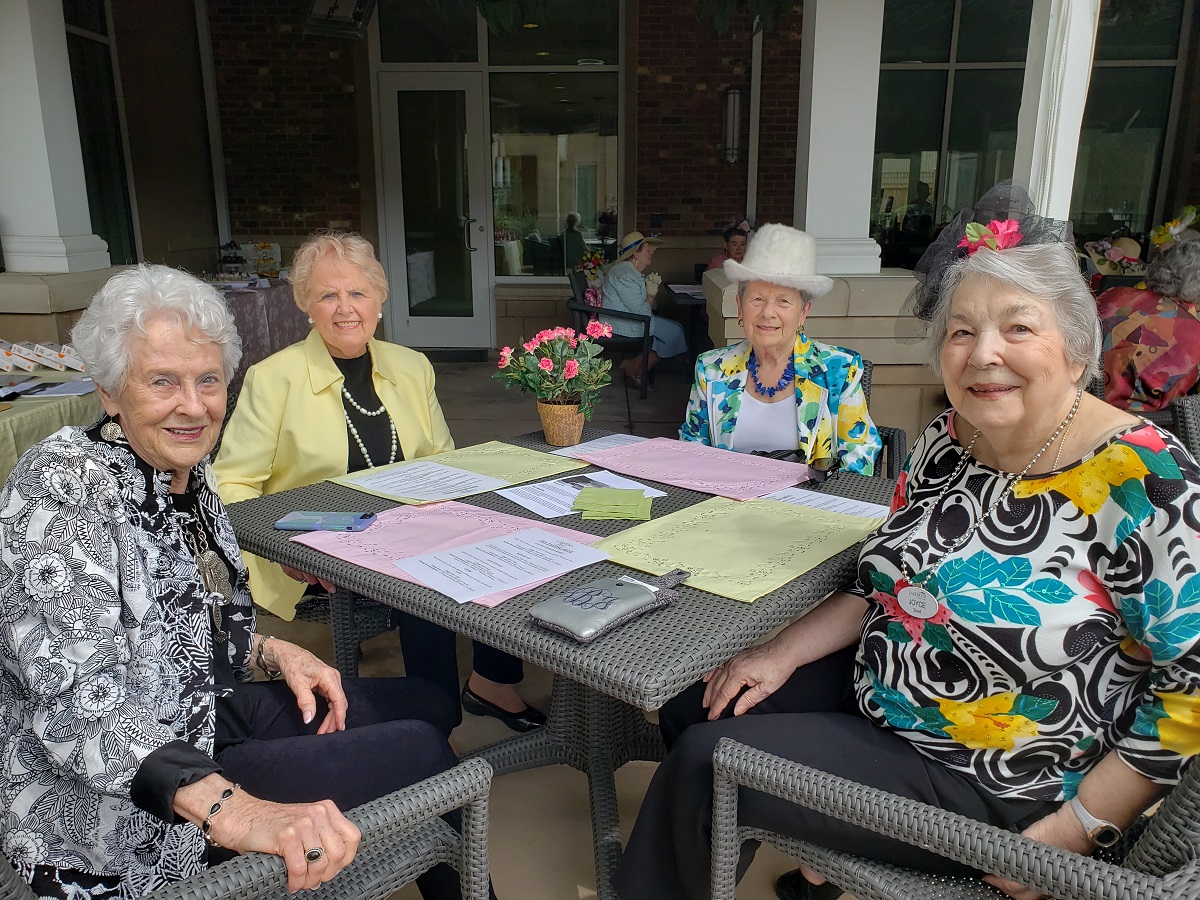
[377,71,493,348]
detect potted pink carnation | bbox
[494,321,614,445]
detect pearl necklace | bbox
[341,385,398,468]
[747,351,795,398]
[895,386,1083,615]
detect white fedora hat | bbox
[723,224,833,297]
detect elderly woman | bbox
[214,232,543,732]
[600,230,688,387]
[680,224,882,475]
[1098,237,1200,411]
[705,223,749,271]
[0,265,468,899]
[614,198,1200,900]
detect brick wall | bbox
[755,9,803,225]
[634,2,803,236]
[206,0,362,238]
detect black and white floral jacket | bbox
[0,422,255,896]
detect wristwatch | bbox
[1068,796,1123,848]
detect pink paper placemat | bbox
[577,437,809,500]
[290,501,599,607]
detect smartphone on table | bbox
[274,511,378,532]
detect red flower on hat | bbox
[958,219,1024,255]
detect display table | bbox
[0,386,103,482]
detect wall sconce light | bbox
[723,88,742,165]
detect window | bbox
[489,2,619,277]
[871,0,1033,268]
[1070,0,1189,246]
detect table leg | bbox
[466,675,664,899]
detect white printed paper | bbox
[762,486,890,521]
[395,528,609,603]
[340,460,508,502]
[550,433,648,458]
[497,470,666,518]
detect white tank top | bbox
[733,391,798,453]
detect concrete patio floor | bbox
[267,356,850,900]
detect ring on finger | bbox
[305,847,324,863]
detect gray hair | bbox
[1147,239,1200,303]
[928,243,1101,385]
[72,264,242,395]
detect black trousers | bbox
[395,611,524,726]
[216,678,478,900]
[612,648,1057,900]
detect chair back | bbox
[1123,754,1200,876]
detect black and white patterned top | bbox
[0,421,255,897]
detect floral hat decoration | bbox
[904,181,1072,323]
[1150,205,1200,253]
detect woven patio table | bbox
[226,426,894,899]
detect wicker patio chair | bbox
[857,359,907,479]
[1,757,493,900]
[711,737,1200,900]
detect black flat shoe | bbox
[460,685,547,732]
[775,870,843,900]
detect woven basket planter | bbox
[537,400,585,447]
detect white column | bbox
[0,0,109,273]
[1012,0,1101,220]
[793,0,884,275]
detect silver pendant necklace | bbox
[183,515,233,641]
[896,386,1083,618]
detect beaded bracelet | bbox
[201,783,240,848]
[255,634,281,680]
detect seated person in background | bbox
[562,211,587,271]
[215,232,544,733]
[900,181,934,236]
[600,230,689,388]
[680,224,881,475]
[1098,237,1200,411]
[706,224,749,271]
[618,191,1200,900]
[0,264,467,900]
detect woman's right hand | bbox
[279,563,335,594]
[214,791,361,893]
[702,638,794,719]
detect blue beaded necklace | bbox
[747,350,795,398]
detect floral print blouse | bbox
[0,422,255,896]
[678,335,882,475]
[852,410,1200,800]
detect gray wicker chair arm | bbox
[875,426,907,479]
[1,758,492,900]
[712,738,1196,900]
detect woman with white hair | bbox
[680,224,882,475]
[215,231,544,732]
[614,188,1200,900]
[1098,237,1200,410]
[0,265,470,899]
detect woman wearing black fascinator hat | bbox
[612,183,1200,900]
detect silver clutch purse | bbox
[529,569,689,643]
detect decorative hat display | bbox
[1082,236,1146,277]
[614,231,665,264]
[722,223,834,298]
[905,181,1071,322]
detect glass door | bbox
[378,72,492,348]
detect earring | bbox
[307,317,314,325]
[101,420,124,443]
[377,312,383,319]
[737,318,743,326]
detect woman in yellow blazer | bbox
[215,232,545,732]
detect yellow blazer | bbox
[214,329,454,617]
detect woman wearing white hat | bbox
[600,231,689,387]
[679,223,882,475]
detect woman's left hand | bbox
[981,806,1094,899]
[268,638,349,734]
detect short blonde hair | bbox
[291,231,389,313]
